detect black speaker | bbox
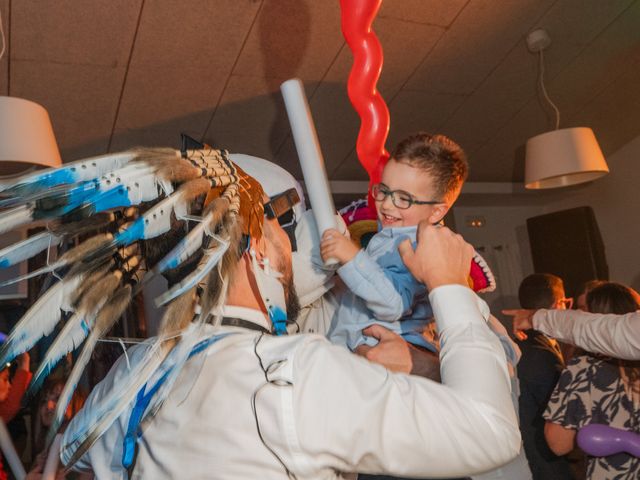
[527,206,608,298]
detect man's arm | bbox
[505,308,640,360]
[360,324,441,380]
[294,225,520,477]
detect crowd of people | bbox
[0,132,637,479]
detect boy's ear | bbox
[429,203,451,225]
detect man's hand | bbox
[320,228,360,265]
[356,325,413,374]
[398,223,473,290]
[356,325,441,380]
[503,308,536,340]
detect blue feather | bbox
[27,314,92,397]
[0,231,61,269]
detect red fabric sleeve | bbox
[0,369,32,422]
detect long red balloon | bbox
[340,0,390,206]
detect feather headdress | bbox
[0,146,267,462]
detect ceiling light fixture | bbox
[524,29,609,189]
[0,7,61,176]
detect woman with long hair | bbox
[544,282,640,479]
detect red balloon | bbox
[340,0,390,208]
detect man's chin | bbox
[285,278,302,324]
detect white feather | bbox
[30,309,100,393]
[0,152,137,194]
[0,231,61,268]
[0,274,82,365]
[59,338,169,463]
[154,236,229,307]
[0,204,34,235]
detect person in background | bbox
[544,282,640,479]
[575,280,606,312]
[0,348,31,480]
[515,274,573,479]
[33,377,86,456]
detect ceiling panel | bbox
[374,16,443,98]
[11,0,140,65]
[387,90,467,150]
[404,0,555,95]
[109,67,222,151]
[472,1,640,182]
[128,0,258,70]
[11,60,125,160]
[294,15,444,178]
[1,0,638,184]
[552,0,640,121]
[233,0,343,82]
[205,74,315,159]
[378,0,467,28]
[330,149,371,182]
[440,0,635,157]
[114,0,259,150]
[575,56,640,156]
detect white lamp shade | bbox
[525,127,609,189]
[0,96,62,175]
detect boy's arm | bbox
[338,249,422,322]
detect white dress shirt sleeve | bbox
[533,309,640,360]
[291,285,520,478]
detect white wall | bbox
[450,132,640,324]
[540,134,640,291]
[452,203,544,326]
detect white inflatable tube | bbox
[280,78,338,265]
[0,418,25,480]
[42,433,63,480]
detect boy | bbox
[322,133,468,351]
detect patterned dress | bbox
[544,354,640,479]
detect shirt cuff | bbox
[428,285,488,331]
[337,249,372,284]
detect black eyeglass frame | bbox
[371,183,442,210]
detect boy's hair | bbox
[392,133,468,204]
[518,273,564,309]
[587,282,640,315]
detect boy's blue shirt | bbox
[327,225,436,350]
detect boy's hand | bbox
[320,229,359,265]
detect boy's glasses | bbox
[371,183,441,210]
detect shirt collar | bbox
[377,224,418,237]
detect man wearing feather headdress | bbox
[0,148,520,478]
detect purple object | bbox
[577,424,640,458]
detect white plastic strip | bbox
[280,78,338,265]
